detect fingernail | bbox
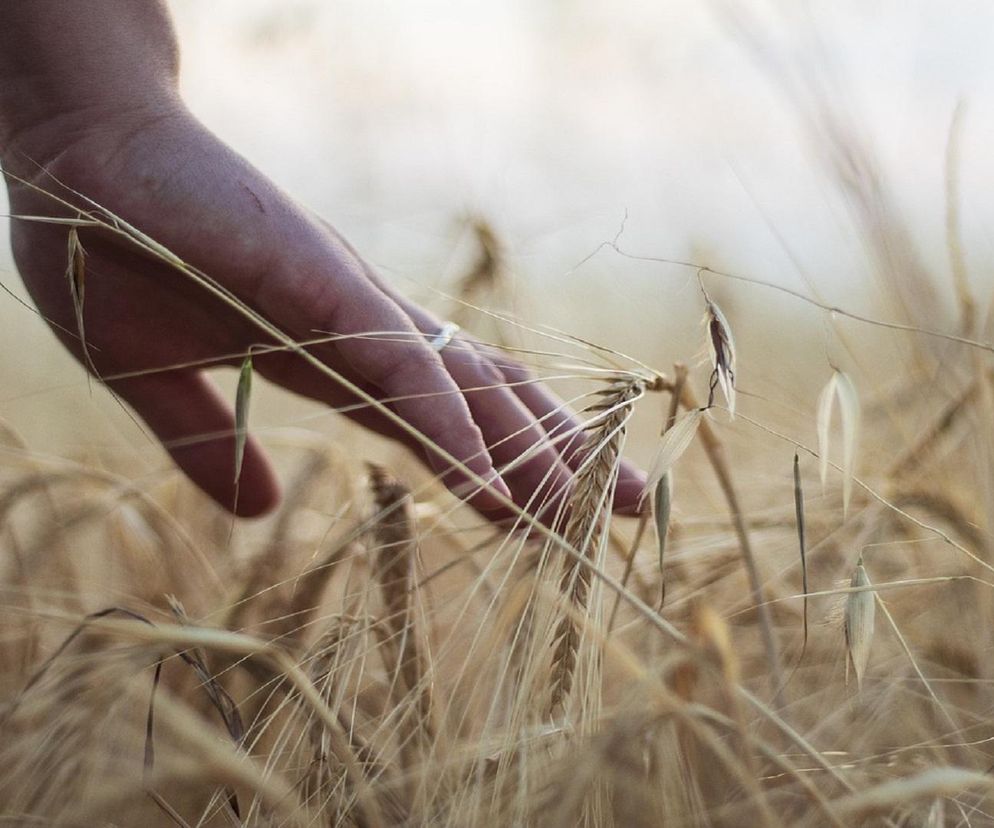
[613,477,648,514]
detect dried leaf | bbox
[642,407,703,499]
[845,560,875,690]
[705,299,737,417]
[234,354,253,484]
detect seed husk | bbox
[817,369,860,516]
[845,560,875,690]
[642,407,703,500]
[234,354,253,484]
[66,225,95,382]
[705,299,737,417]
[653,471,672,608]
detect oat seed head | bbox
[704,299,737,417]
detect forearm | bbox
[0,1,182,163]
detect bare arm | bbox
[0,1,645,523]
[0,2,180,157]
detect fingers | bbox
[251,350,428,448]
[481,347,589,461]
[254,347,562,524]
[317,220,643,515]
[349,286,575,523]
[436,338,576,526]
[111,371,281,517]
[484,347,648,513]
[255,247,510,509]
[259,219,645,520]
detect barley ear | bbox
[550,379,640,715]
[368,464,433,754]
[844,559,875,690]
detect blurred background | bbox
[1,0,992,491]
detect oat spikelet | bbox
[66,225,96,383]
[817,369,861,515]
[642,407,703,499]
[704,299,736,417]
[653,471,672,609]
[550,378,641,714]
[234,354,253,484]
[845,559,875,690]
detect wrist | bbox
[0,95,187,183]
[0,1,182,169]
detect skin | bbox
[0,1,645,524]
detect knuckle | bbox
[473,356,507,389]
[489,352,532,383]
[376,344,443,388]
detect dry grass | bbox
[3,75,994,827]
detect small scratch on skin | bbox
[241,182,266,214]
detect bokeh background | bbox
[1,0,992,493]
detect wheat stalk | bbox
[675,379,786,706]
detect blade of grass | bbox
[793,452,808,656]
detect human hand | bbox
[2,103,646,524]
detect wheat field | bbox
[3,3,994,827]
[0,187,991,826]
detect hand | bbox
[3,103,646,523]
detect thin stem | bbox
[679,381,786,708]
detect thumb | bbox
[112,371,281,517]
